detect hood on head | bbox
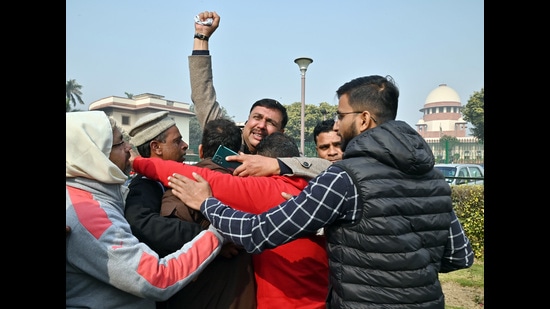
[66,111,127,184]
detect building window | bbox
[121,115,130,125]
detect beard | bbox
[339,125,359,153]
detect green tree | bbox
[284,102,302,143]
[462,88,484,142]
[282,102,337,145]
[125,92,134,99]
[66,79,85,110]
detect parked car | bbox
[434,163,484,186]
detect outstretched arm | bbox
[227,153,331,179]
[189,11,223,129]
[167,167,356,254]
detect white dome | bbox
[425,84,460,104]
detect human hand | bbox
[194,11,220,37]
[229,153,281,177]
[281,192,293,200]
[168,172,212,210]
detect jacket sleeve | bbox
[439,209,475,273]
[125,176,203,257]
[278,157,332,179]
[189,55,223,128]
[67,190,223,301]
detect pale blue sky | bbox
[66,0,484,129]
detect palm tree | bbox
[66,79,85,108]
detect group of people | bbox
[66,10,474,309]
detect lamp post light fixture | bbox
[294,57,313,155]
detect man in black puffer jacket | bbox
[167,75,475,309]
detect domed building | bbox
[415,84,483,164]
[415,84,468,139]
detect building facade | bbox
[415,84,483,164]
[88,93,195,146]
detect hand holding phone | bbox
[212,145,242,170]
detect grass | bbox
[440,259,484,309]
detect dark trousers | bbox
[157,250,257,309]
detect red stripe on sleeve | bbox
[136,231,220,288]
[67,186,112,239]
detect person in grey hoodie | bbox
[66,111,224,309]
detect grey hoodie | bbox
[66,111,223,309]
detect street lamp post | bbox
[294,57,313,155]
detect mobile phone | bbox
[212,145,242,170]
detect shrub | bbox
[451,185,484,260]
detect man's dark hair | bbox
[249,98,289,130]
[313,119,336,145]
[201,118,242,158]
[336,75,399,123]
[256,132,299,158]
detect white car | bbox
[434,163,484,186]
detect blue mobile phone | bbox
[212,145,241,170]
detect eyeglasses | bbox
[334,111,362,121]
[333,111,377,123]
[112,140,126,148]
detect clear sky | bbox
[66,0,484,129]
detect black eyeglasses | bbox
[334,111,362,122]
[333,111,377,123]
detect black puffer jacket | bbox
[328,120,453,309]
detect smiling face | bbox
[241,106,284,153]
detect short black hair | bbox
[201,118,242,158]
[336,75,399,123]
[256,132,299,158]
[313,119,336,145]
